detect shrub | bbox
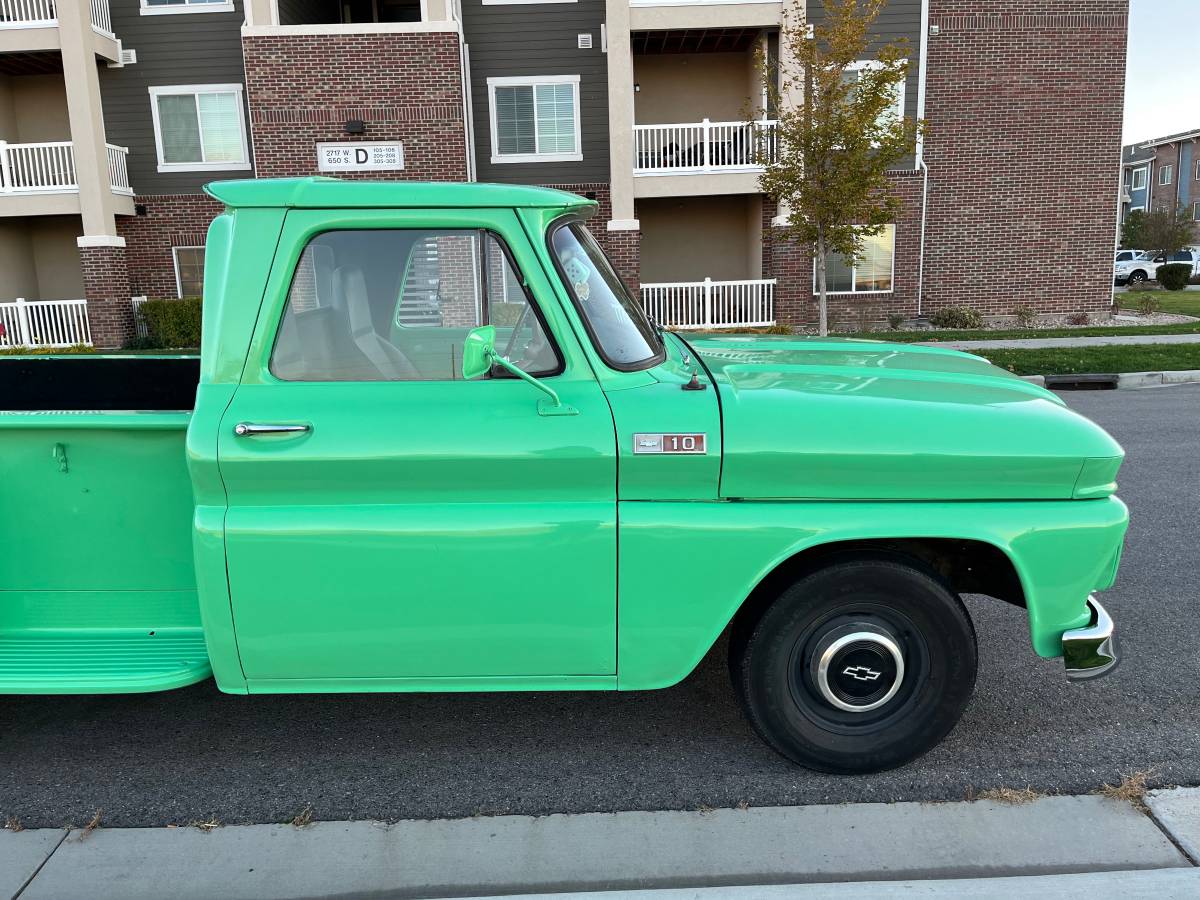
[887,312,905,330]
[1067,312,1090,326]
[1012,304,1036,328]
[1156,263,1192,291]
[928,305,982,329]
[765,323,793,335]
[138,298,202,349]
[1136,293,1162,316]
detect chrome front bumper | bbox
[1063,595,1119,681]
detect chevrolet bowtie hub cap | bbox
[813,624,906,713]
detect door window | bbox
[270,229,560,382]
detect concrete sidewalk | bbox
[4,789,1200,899]
[921,333,1200,350]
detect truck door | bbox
[217,209,617,685]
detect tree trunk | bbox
[815,226,829,336]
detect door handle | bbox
[233,422,312,437]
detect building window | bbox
[487,75,582,164]
[140,0,235,14]
[842,61,906,128]
[173,247,205,297]
[1131,166,1147,190]
[1159,164,1173,186]
[1193,200,1200,222]
[814,226,896,294]
[149,84,250,172]
[1195,160,1200,181]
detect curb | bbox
[3,796,1192,900]
[1020,370,1200,389]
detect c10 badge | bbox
[632,433,707,455]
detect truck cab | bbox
[0,178,1127,774]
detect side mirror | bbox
[459,325,577,416]
[462,325,496,381]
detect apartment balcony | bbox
[633,119,776,198]
[0,140,133,216]
[0,0,119,62]
[629,0,781,33]
[642,278,776,329]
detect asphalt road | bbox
[2,385,1198,829]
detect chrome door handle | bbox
[233,422,312,437]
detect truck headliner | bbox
[204,177,598,213]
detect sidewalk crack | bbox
[10,828,70,900]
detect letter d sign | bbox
[355,148,369,164]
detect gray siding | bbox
[808,0,922,169]
[99,0,250,196]
[461,0,608,185]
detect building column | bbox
[604,0,640,292]
[59,0,134,346]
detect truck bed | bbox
[0,355,210,693]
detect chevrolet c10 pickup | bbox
[0,178,1126,774]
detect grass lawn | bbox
[845,320,1200,342]
[0,346,197,357]
[1150,291,1200,318]
[975,343,1200,376]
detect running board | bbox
[0,628,211,694]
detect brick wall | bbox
[81,246,134,349]
[117,194,226,299]
[763,173,924,329]
[921,0,1129,316]
[241,31,468,181]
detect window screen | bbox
[270,230,559,382]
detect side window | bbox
[270,230,559,382]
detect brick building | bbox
[0,0,1130,348]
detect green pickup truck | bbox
[0,178,1125,774]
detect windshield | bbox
[550,222,663,370]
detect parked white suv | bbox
[1114,250,1156,286]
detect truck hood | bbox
[683,335,1124,501]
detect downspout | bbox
[915,0,930,319]
[452,0,476,181]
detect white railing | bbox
[0,0,56,28]
[634,119,778,175]
[0,298,91,348]
[641,278,776,329]
[131,295,150,338]
[0,141,132,195]
[89,0,112,36]
[107,142,132,195]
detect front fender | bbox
[616,497,1128,690]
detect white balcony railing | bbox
[641,278,776,329]
[0,141,132,196]
[634,119,778,175]
[0,298,92,348]
[0,0,113,36]
[0,0,56,28]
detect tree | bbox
[1141,204,1197,263]
[1119,209,1146,250]
[757,0,920,335]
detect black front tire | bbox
[1127,270,1148,286]
[732,558,977,774]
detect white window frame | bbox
[844,60,906,128]
[812,225,897,295]
[1193,200,1200,222]
[1159,164,1173,186]
[1130,166,1148,191]
[172,246,205,298]
[487,75,583,165]
[140,0,235,15]
[148,84,251,173]
[1195,160,1200,181]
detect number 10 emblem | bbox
[632,433,707,455]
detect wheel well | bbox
[729,538,1025,642]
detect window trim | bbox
[140,0,235,15]
[812,225,897,295]
[487,74,583,165]
[172,245,205,298]
[1193,200,1200,222]
[1159,164,1173,186]
[844,59,906,127]
[268,227,565,384]
[1130,165,1148,191]
[148,83,251,173]
[545,214,666,374]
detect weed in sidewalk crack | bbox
[4,816,23,832]
[1099,769,1158,812]
[291,805,314,828]
[976,787,1042,805]
[79,809,102,840]
[191,818,220,833]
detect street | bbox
[1,384,1197,830]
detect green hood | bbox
[684,335,1124,501]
